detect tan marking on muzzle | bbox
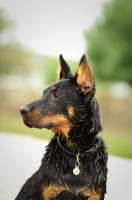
[39,114,72,138]
[22,109,42,124]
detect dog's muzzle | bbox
[19,105,34,128]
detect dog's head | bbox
[20,55,101,138]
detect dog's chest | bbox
[61,162,88,194]
[41,165,89,199]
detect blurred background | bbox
[0,0,132,160]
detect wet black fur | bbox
[16,55,108,200]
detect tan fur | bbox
[77,58,93,94]
[57,65,62,80]
[42,184,100,200]
[24,110,41,124]
[42,184,71,200]
[68,106,74,117]
[66,139,75,148]
[51,85,57,91]
[22,108,72,138]
[40,114,72,138]
[80,189,100,200]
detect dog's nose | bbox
[20,106,30,115]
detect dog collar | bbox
[56,136,100,157]
[57,136,100,175]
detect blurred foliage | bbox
[0,7,13,32]
[0,7,35,75]
[85,0,132,84]
[0,43,34,75]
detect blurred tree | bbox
[0,42,32,75]
[85,0,132,84]
[0,8,33,75]
[0,8,13,34]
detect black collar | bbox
[57,136,100,158]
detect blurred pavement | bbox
[0,133,132,200]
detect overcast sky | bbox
[1,0,110,60]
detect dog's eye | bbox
[54,91,60,98]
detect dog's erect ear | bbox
[57,55,73,80]
[76,55,93,94]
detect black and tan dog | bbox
[16,55,108,200]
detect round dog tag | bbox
[73,166,80,175]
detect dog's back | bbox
[16,55,108,200]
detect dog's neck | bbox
[57,135,100,157]
[57,125,99,153]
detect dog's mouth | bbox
[23,118,53,130]
[23,119,33,128]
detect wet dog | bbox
[16,55,108,200]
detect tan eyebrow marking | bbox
[51,85,57,91]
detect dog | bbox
[16,55,108,200]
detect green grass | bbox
[100,132,132,159]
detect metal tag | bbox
[73,166,80,175]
